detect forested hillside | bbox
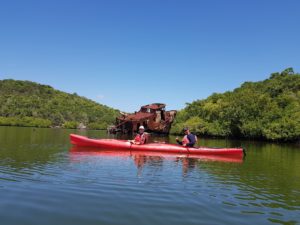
[0,79,119,129]
[171,68,300,141]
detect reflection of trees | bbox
[0,127,68,170]
[197,142,300,212]
[4,125,299,214]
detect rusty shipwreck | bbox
[109,103,176,134]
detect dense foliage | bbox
[171,68,300,141]
[0,79,119,129]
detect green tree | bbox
[171,68,300,141]
[0,79,120,129]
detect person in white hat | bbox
[129,125,147,145]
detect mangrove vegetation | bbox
[0,79,119,129]
[1,68,300,142]
[170,68,300,141]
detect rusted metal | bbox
[108,103,177,134]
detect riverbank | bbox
[1,122,299,144]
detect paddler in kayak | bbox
[176,127,197,147]
[129,126,148,145]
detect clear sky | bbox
[0,0,299,112]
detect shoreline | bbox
[1,125,299,144]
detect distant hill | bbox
[171,68,300,141]
[0,79,119,129]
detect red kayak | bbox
[70,134,245,156]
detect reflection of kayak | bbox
[70,146,244,163]
[70,134,245,156]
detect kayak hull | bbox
[70,146,244,163]
[70,134,244,156]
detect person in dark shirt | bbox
[176,127,197,147]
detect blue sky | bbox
[0,0,299,112]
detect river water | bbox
[0,126,299,225]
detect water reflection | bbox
[68,146,300,224]
[69,146,244,177]
[1,127,300,225]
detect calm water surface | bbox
[0,127,299,225]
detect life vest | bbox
[134,133,147,144]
